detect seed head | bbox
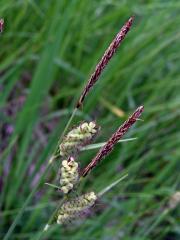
[59,121,99,157]
[82,106,144,176]
[76,16,134,108]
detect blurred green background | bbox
[0,0,180,239]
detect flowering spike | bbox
[76,16,134,108]
[56,192,97,224]
[60,157,79,194]
[59,121,99,157]
[82,106,144,176]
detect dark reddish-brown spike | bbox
[76,16,134,108]
[82,106,144,177]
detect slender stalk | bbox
[57,108,78,147]
[48,108,78,164]
[44,198,65,231]
[35,198,65,240]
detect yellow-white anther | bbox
[87,192,97,201]
[60,157,79,194]
[61,186,69,194]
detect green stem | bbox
[44,198,65,230]
[34,198,65,240]
[57,108,78,146]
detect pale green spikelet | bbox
[56,192,97,224]
[60,157,79,194]
[60,121,99,157]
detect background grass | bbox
[0,0,180,239]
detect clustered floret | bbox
[55,122,99,224]
[60,157,79,194]
[59,122,98,157]
[57,192,97,224]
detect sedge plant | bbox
[4,16,145,239]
